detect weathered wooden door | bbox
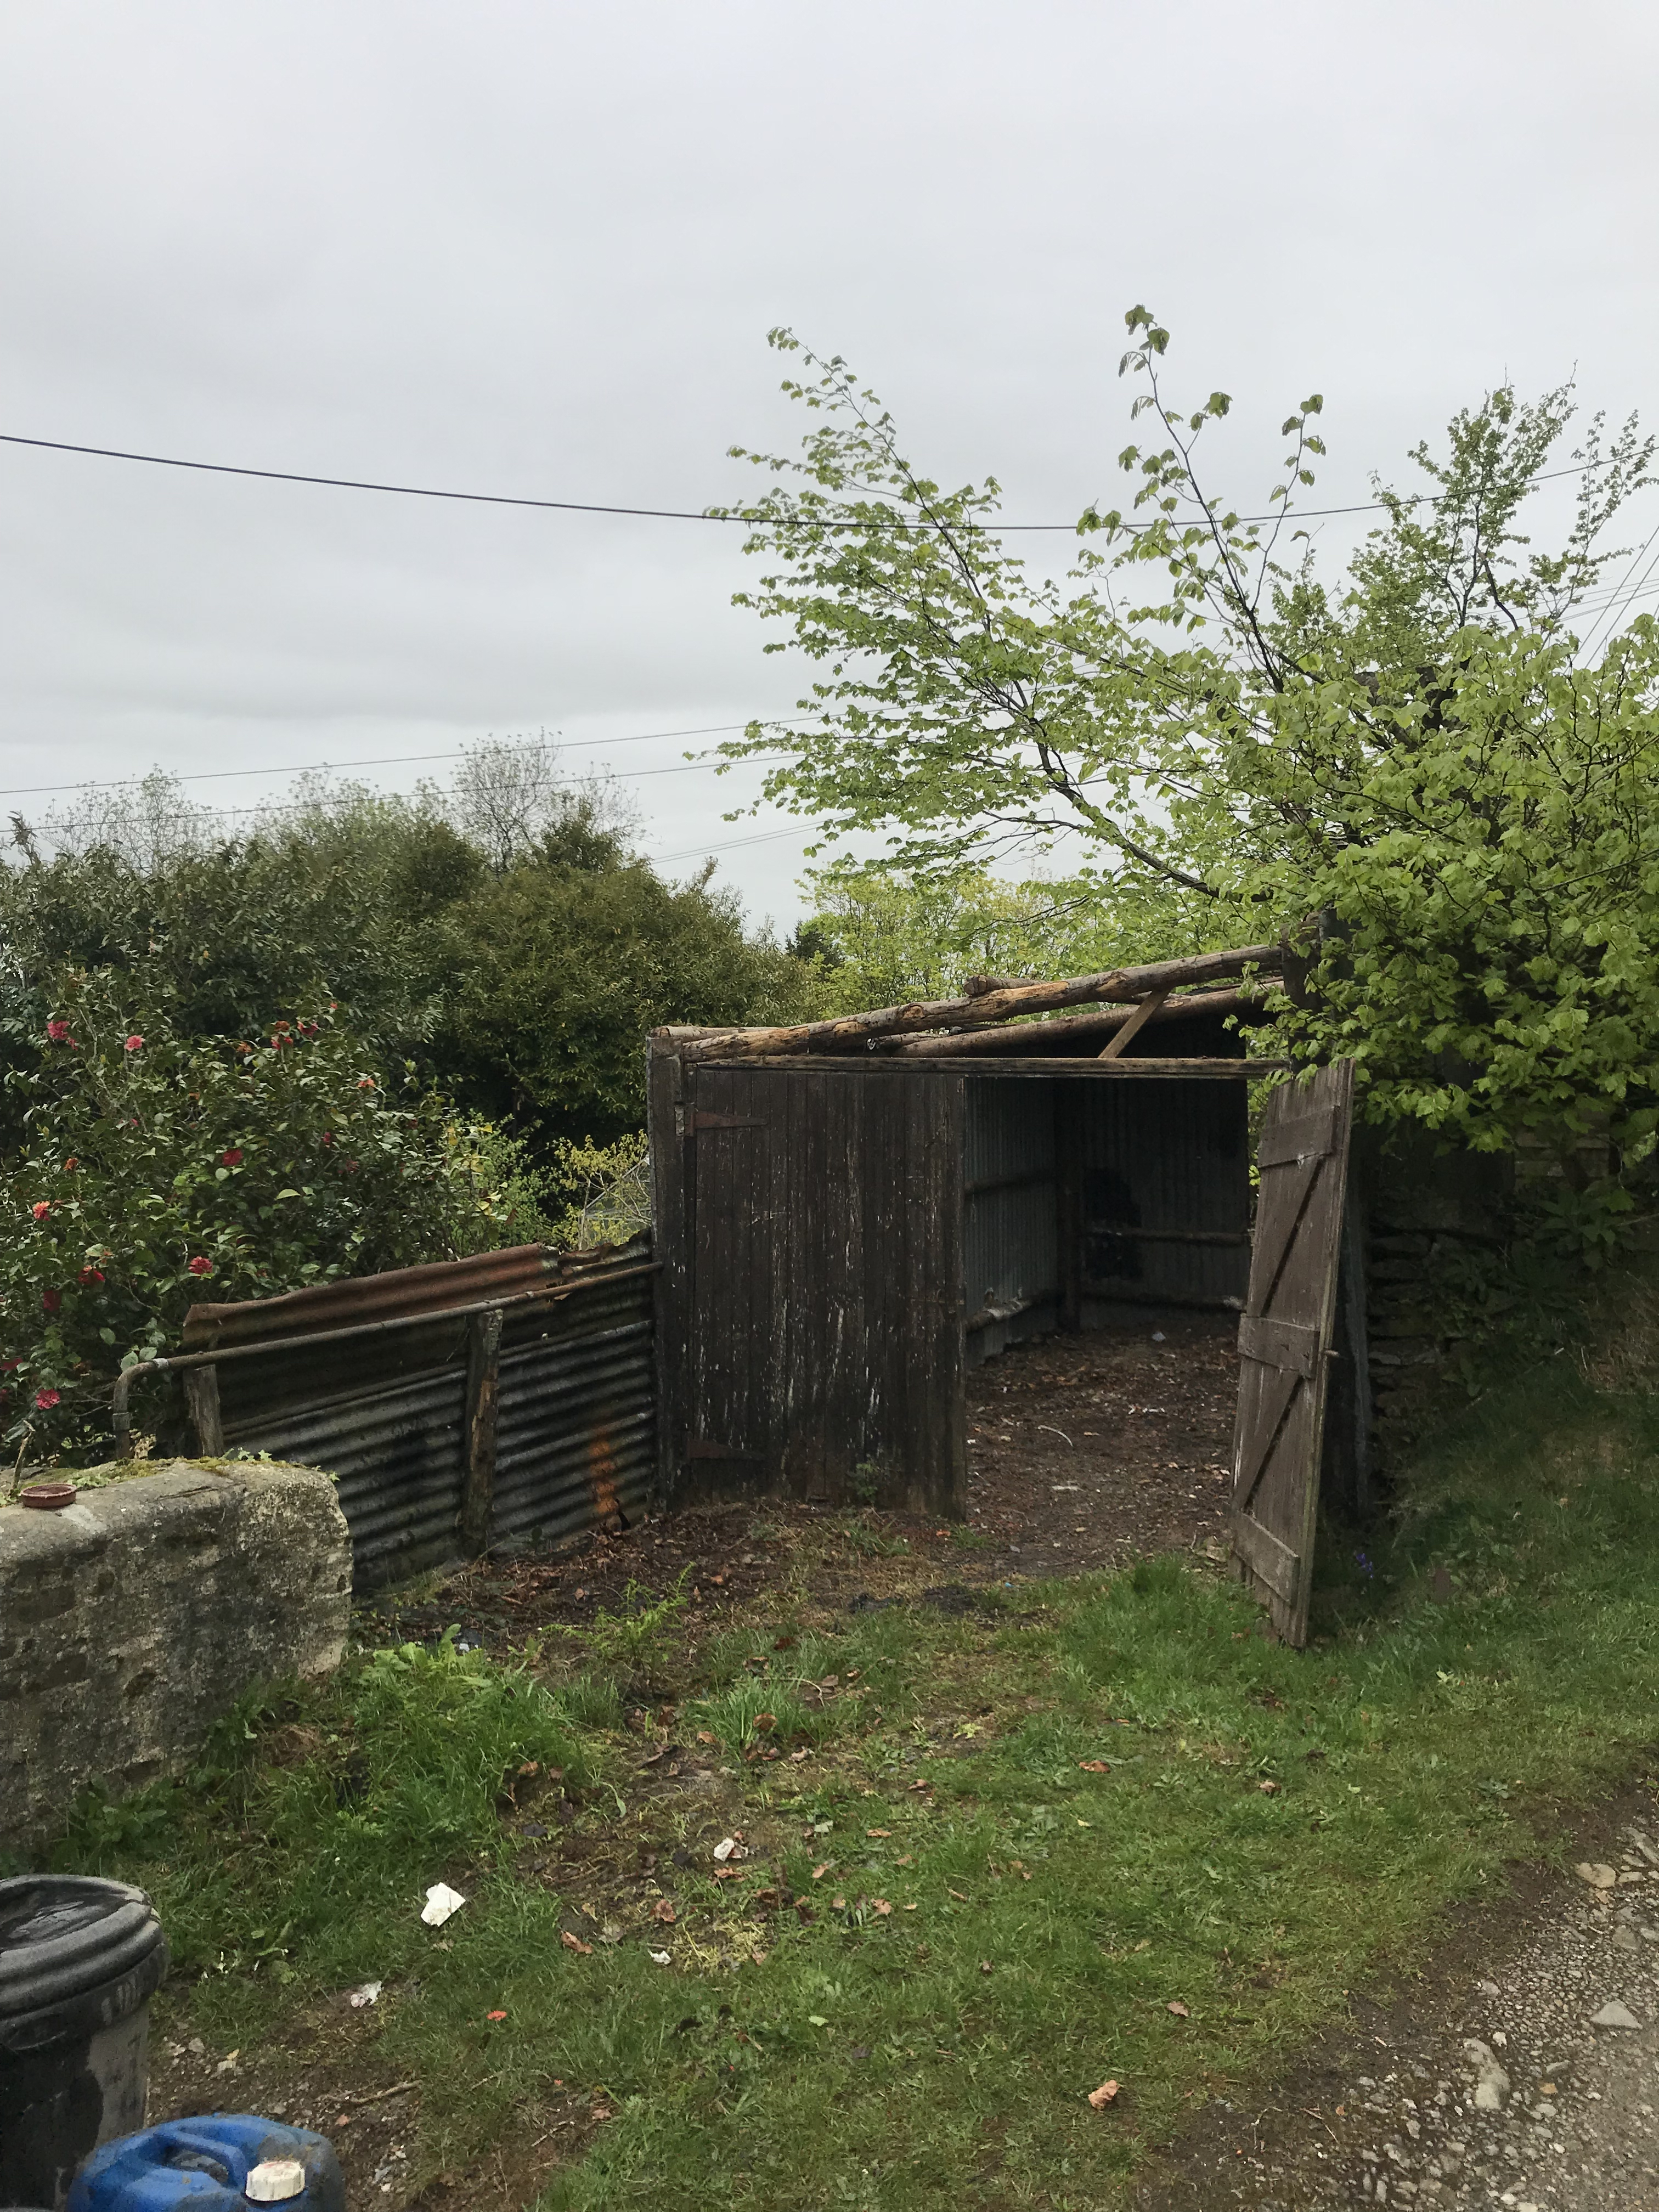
[1230,1059,1355,1645]
[652,1056,967,1515]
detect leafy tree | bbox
[428,808,808,1145]
[798,860,1207,1013]
[719,319,1659,1208]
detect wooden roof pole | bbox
[675,943,1283,1063]
[883,983,1268,1057]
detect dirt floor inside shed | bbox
[365,1302,1240,1652]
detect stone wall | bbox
[0,1460,351,1857]
[1353,1127,1513,1447]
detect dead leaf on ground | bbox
[650,1899,676,1924]
[1166,2000,1189,2018]
[866,1827,891,1838]
[1087,2079,1120,2109]
[1078,1759,1110,1774]
[561,1932,594,1956]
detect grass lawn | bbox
[38,1299,1659,2211]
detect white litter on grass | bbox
[348,1981,383,2008]
[1152,1330,1166,1342]
[712,1837,737,1863]
[648,1949,672,1966]
[421,1883,466,1927]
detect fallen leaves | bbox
[1166,2000,1189,2018]
[866,1827,891,1838]
[811,1863,831,1881]
[1078,1759,1110,1774]
[561,1931,593,1956]
[650,1899,676,1924]
[1257,1779,1282,1796]
[1087,2079,1120,2109]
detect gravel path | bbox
[1139,1788,1659,2211]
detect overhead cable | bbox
[0,430,1621,536]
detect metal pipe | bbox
[110,1260,661,1457]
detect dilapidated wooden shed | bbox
[648,945,1295,1503]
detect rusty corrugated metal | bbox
[492,1275,656,1547]
[191,1239,656,1592]
[182,1243,556,1350]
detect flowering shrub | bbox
[1,973,534,1462]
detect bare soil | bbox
[363,1306,1241,1652]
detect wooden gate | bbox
[1230,1059,1355,1645]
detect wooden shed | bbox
[648,945,1296,1526]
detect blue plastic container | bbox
[65,2117,343,2210]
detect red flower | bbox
[31,1201,51,1221]
[124,1034,144,1052]
[221,1148,244,1167]
[33,1387,60,1411]
[46,1019,70,1043]
[187,1256,215,1277]
[62,1158,77,1172]
[41,1289,61,1313]
[320,1131,334,1147]
[78,1267,105,1288]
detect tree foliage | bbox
[720,318,1659,1194]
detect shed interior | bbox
[649,947,1285,1521]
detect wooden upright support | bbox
[459,1307,503,1554]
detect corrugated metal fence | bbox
[172,1240,656,1592]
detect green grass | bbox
[46,1334,1659,2210]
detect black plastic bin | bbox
[0,1877,168,2212]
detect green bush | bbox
[0,973,527,1459]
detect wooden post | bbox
[459,1307,503,1555]
[184,1365,224,1456]
[1054,1085,1084,1333]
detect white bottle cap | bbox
[245,2158,308,2203]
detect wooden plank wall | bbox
[648,1047,966,1518]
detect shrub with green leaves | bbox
[1,972,529,1459]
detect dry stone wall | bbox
[0,1459,350,1855]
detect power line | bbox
[0,428,1619,537]
[0,717,814,803]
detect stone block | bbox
[0,1460,350,1856]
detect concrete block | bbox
[0,1460,351,1855]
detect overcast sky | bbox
[4,1,1656,924]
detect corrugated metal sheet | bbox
[491,1276,656,1548]
[1079,1079,1250,1310]
[963,1078,1058,1364]
[194,1243,656,1592]
[183,1244,554,1349]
